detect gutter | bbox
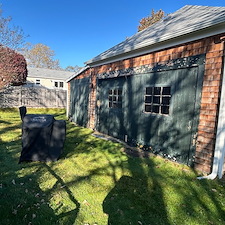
[198,40,225,180]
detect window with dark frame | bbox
[59,82,64,88]
[36,79,40,85]
[108,89,122,108]
[144,86,171,115]
[53,81,64,89]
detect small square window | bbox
[36,79,40,85]
[144,86,171,115]
[60,82,64,88]
[109,88,122,109]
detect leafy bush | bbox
[0,45,27,88]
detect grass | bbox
[0,108,225,225]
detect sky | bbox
[1,0,225,69]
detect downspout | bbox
[198,38,225,180]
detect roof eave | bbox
[86,22,225,67]
[66,66,90,83]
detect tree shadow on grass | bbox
[43,164,80,224]
[103,156,169,225]
[0,148,60,225]
[102,147,225,225]
[0,109,80,225]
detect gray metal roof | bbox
[86,5,225,65]
[27,67,74,81]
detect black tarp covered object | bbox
[19,107,66,163]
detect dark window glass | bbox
[145,105,152,112]
[60,82,64,88]
[118,89,122,95]
[152,105,160,113]
[154,87,161,95]
[145,96,152,103]
[162,87,171,95]
[153,96,160,104]
[161,106,169,114]
[146,87,152,95]
[162,97,170,105]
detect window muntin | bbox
[108,88,122,108]
[144,86,171,115]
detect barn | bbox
[67,5,225,178]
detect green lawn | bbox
[0,108,225,225]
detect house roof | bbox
[86,5,225,66]
[27,67,74,81]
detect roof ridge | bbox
[27,67,74,74]
[182,4,225,10]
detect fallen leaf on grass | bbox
[35,193,40,198]
[83,200,90,206]
[12,209,17,215]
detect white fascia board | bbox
[87,22,225,67]
[217,54,225,179]
[66,66,89,83]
